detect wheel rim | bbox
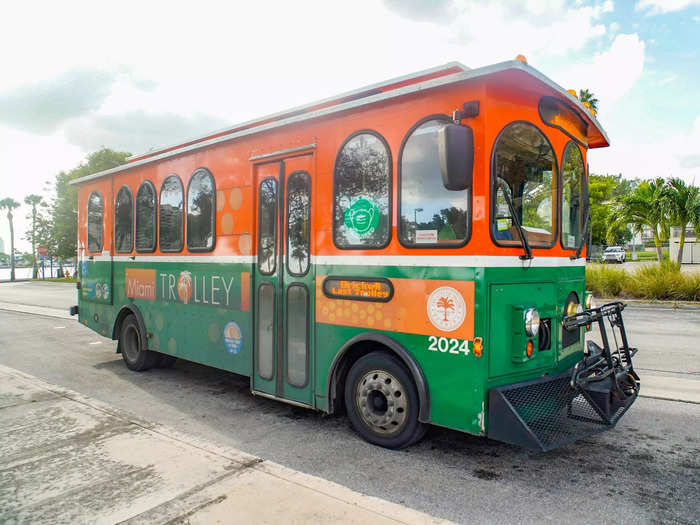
[355,369,408,436]
[123,325,140,362]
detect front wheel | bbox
[119,315,158,371]
[344,351,427,449]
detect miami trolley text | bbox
[71,59,640,450]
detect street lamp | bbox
[414,207,423,226]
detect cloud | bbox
[383,0,610,59]
[63,111,229,155]
[636,0,700,15]
[557,34,646,108]
[0,68,118,134]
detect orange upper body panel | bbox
[76,64,600,260]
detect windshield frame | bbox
[489,120,560,250]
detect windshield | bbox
[492,122,557,247]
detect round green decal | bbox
[344,197,379,237]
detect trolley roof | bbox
[71,60,609,186]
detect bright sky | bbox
[1,0,699,252]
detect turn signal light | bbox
[526,340,534,358]
[568,89,578,98]
[583,101,591,109]
[473,337,483,357]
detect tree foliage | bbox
[49,148,130,260]
[579,89,599,112]
[588,174,636,245]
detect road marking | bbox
[54,326,66,329]
[89,341,102,345]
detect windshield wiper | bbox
[571,207,591,260]
[498,181,532,260]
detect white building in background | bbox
[670,227,700,264]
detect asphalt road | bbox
[0,284,699,524]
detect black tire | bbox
[119,315,158,371]
[344,351,427,449]
[155,354,177,368]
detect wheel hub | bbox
[123,325,140,361]
[356,370,408,435]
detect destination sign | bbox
[323,277,393,302]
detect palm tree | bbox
[579,89,599,112]
[0,198,21,281]
[24,194,44,278]
[608,178,667,261]
[663,178,700,265]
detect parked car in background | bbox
[602,246,626,263]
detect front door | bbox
[252,154,314,406]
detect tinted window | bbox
[257,283,275,380]
[87,191,103,252]
[159,175,184,252]
[135,181,156,252]
[333,132,391,248]
[492,122,557,247]
[399,119,470,246]
[561,143,584,249]
[287,172,310,276]
[258,178,277,274]
[114,186,133,253]
[186,168,215,251]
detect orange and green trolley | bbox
[71,58,639,451]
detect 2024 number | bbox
[427,336,469,356]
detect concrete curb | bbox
[0,364,451,525]
[0,302,73,319]
[596,297,700,310]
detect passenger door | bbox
[252,155,314,406]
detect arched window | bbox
[399,117,470,247]
[492,122,557,247]
[159,175,184,252]
[186,168,216,251]
[87,191,103,253]
[114,186,133,253]
[135,181,156,252]
[333,131,391,248]
[287,171,310,276]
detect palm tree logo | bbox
[427,286,466,332]
[436,296,454,322]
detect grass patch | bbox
[32,277,77,283]
[586,261,700,301]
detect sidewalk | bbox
[0,365,449,524]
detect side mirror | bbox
[438,124,474,191]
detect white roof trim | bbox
[70,60,608,186]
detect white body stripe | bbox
[91,253,584,268]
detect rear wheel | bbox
[119,315,158,371]
[344,351,426,449]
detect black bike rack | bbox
[488,302,640,451]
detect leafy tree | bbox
[588,174,635,246]
[579,89,599,112]
[0,198,21,281]
[662,178,700,265]
[23,194,46,278]
[49,148,130,260]
[608,178,667,260]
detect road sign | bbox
[37,246,48,256]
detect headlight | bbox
[524,308,540,337]
[585,293,594,310]
[564,292,581,318]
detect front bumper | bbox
[488,302,639,451]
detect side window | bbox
[136,181,157,252]
[492,122,557,247]
[333,131,391,248]
[114,186,133,253]
[286,172,310,276]
[87,191,103,253]
[159,175,184,252]
[561,142,584,249]
[399,118,470,246]
[258,178,278,275]
[186,168,216,251]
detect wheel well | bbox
[112,306,147,354]
[328,334,430,423]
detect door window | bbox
[286,285,308,387]
[87,191,103,253]
[257,283,275,380]
[286,172,310,276]
[561,142,584,249]
[258,178,278,275]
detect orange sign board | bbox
[125,268,156,301]
[316,276,475,341]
